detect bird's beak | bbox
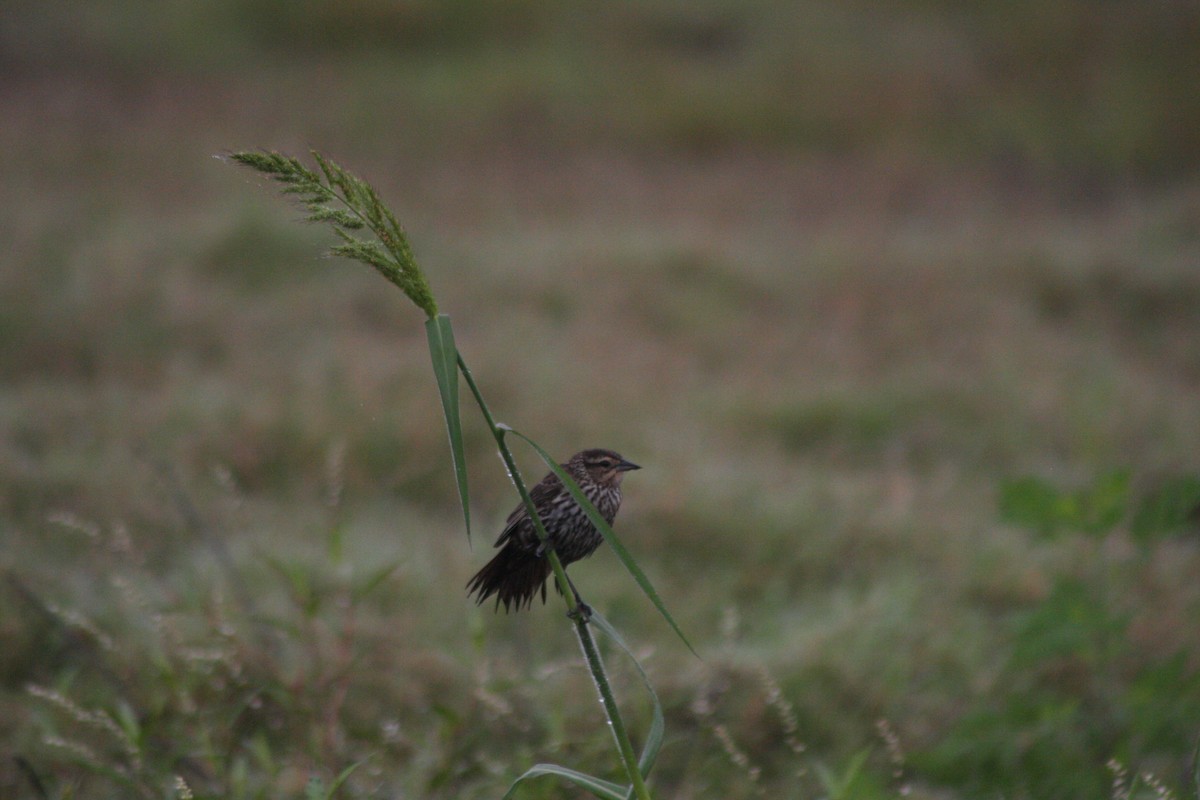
[616,459,641,472]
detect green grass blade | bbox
[502,763,626,800]
[324,758,370,798]
[425,314,471,541]
[506,428,697,656]
[589,611,665,785]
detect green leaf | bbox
[502,763,626,800]
[589,611,665,785]
[506,428,697,657]
[998,470,1131,538]
[425,314,470,541]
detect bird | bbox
[466,448,640,614]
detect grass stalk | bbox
[230,150,658,798]
[457,353,652,800]
[454,354,576,611]
[575,618,652,800]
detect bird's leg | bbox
[563,569,592,622]
[535,536,591,620]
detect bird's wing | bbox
[493,469,564,547]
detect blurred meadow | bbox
[3,1,1200,798]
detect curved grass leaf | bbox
[502,763,626,800]
[589,611,665,785]
[505,427,697,657]
[815,749,871,800]
[426,314,470,541]
[320,758,370,799]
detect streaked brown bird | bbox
[467,448,640,613]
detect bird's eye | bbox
[596,459,613,468]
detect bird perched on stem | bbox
[467,448,640,613]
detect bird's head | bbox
[573,448,640,487]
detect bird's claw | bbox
[567,602,593,622]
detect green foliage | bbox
[998,469,1131,538]
[1009,579,1126,670]
[918,470,1200,798]
[14,513,397,800]
[1000,469,1200,545]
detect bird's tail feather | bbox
[466,546,553,612]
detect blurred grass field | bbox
[3,1,1200,798]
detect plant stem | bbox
[456,354,576,610]
[456,352,652,799]
[575,617,653,800]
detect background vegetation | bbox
[3,1,1199,797]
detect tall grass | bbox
[227,150,684,799]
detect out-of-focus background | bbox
[3,2,1199,798]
